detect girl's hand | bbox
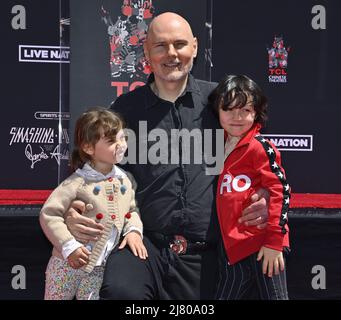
[257,246,285,277]
[67,246,91,269]
[119,231,148,260]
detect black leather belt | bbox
[146,232,212,255]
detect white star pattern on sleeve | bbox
[267,147,274,155]
[277,172,284,179]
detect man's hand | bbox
[119,231,148,260]
[239,188,269,229]
[65,200,104,243]
[257,246,285,277]
[67,246,91,269]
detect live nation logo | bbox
[267,36,290,83]
[19,45,70,63]
[262,134,313,151]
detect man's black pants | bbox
[100,236,218,300]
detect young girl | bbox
[40,107,147,300]
[210,75,290,300]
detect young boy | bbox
[210,75,290,300]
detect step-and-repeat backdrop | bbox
[1,0,70,191]
[212,0,340,195]
[1,0,340,196]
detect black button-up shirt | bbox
[111,74,221,243]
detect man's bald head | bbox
[147,12,195,41]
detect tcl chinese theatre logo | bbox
[267,36,290,83]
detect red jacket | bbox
[216,124,290,264]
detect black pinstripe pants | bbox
[216,244,289,300]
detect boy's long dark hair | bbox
[209,75,268,126]
[71,107,124,171]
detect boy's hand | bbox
[257,246,285,277]
[67,246,91,269]
[119,231,148,260]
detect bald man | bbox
[65,12,268,300]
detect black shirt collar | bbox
[145,73,201,109]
